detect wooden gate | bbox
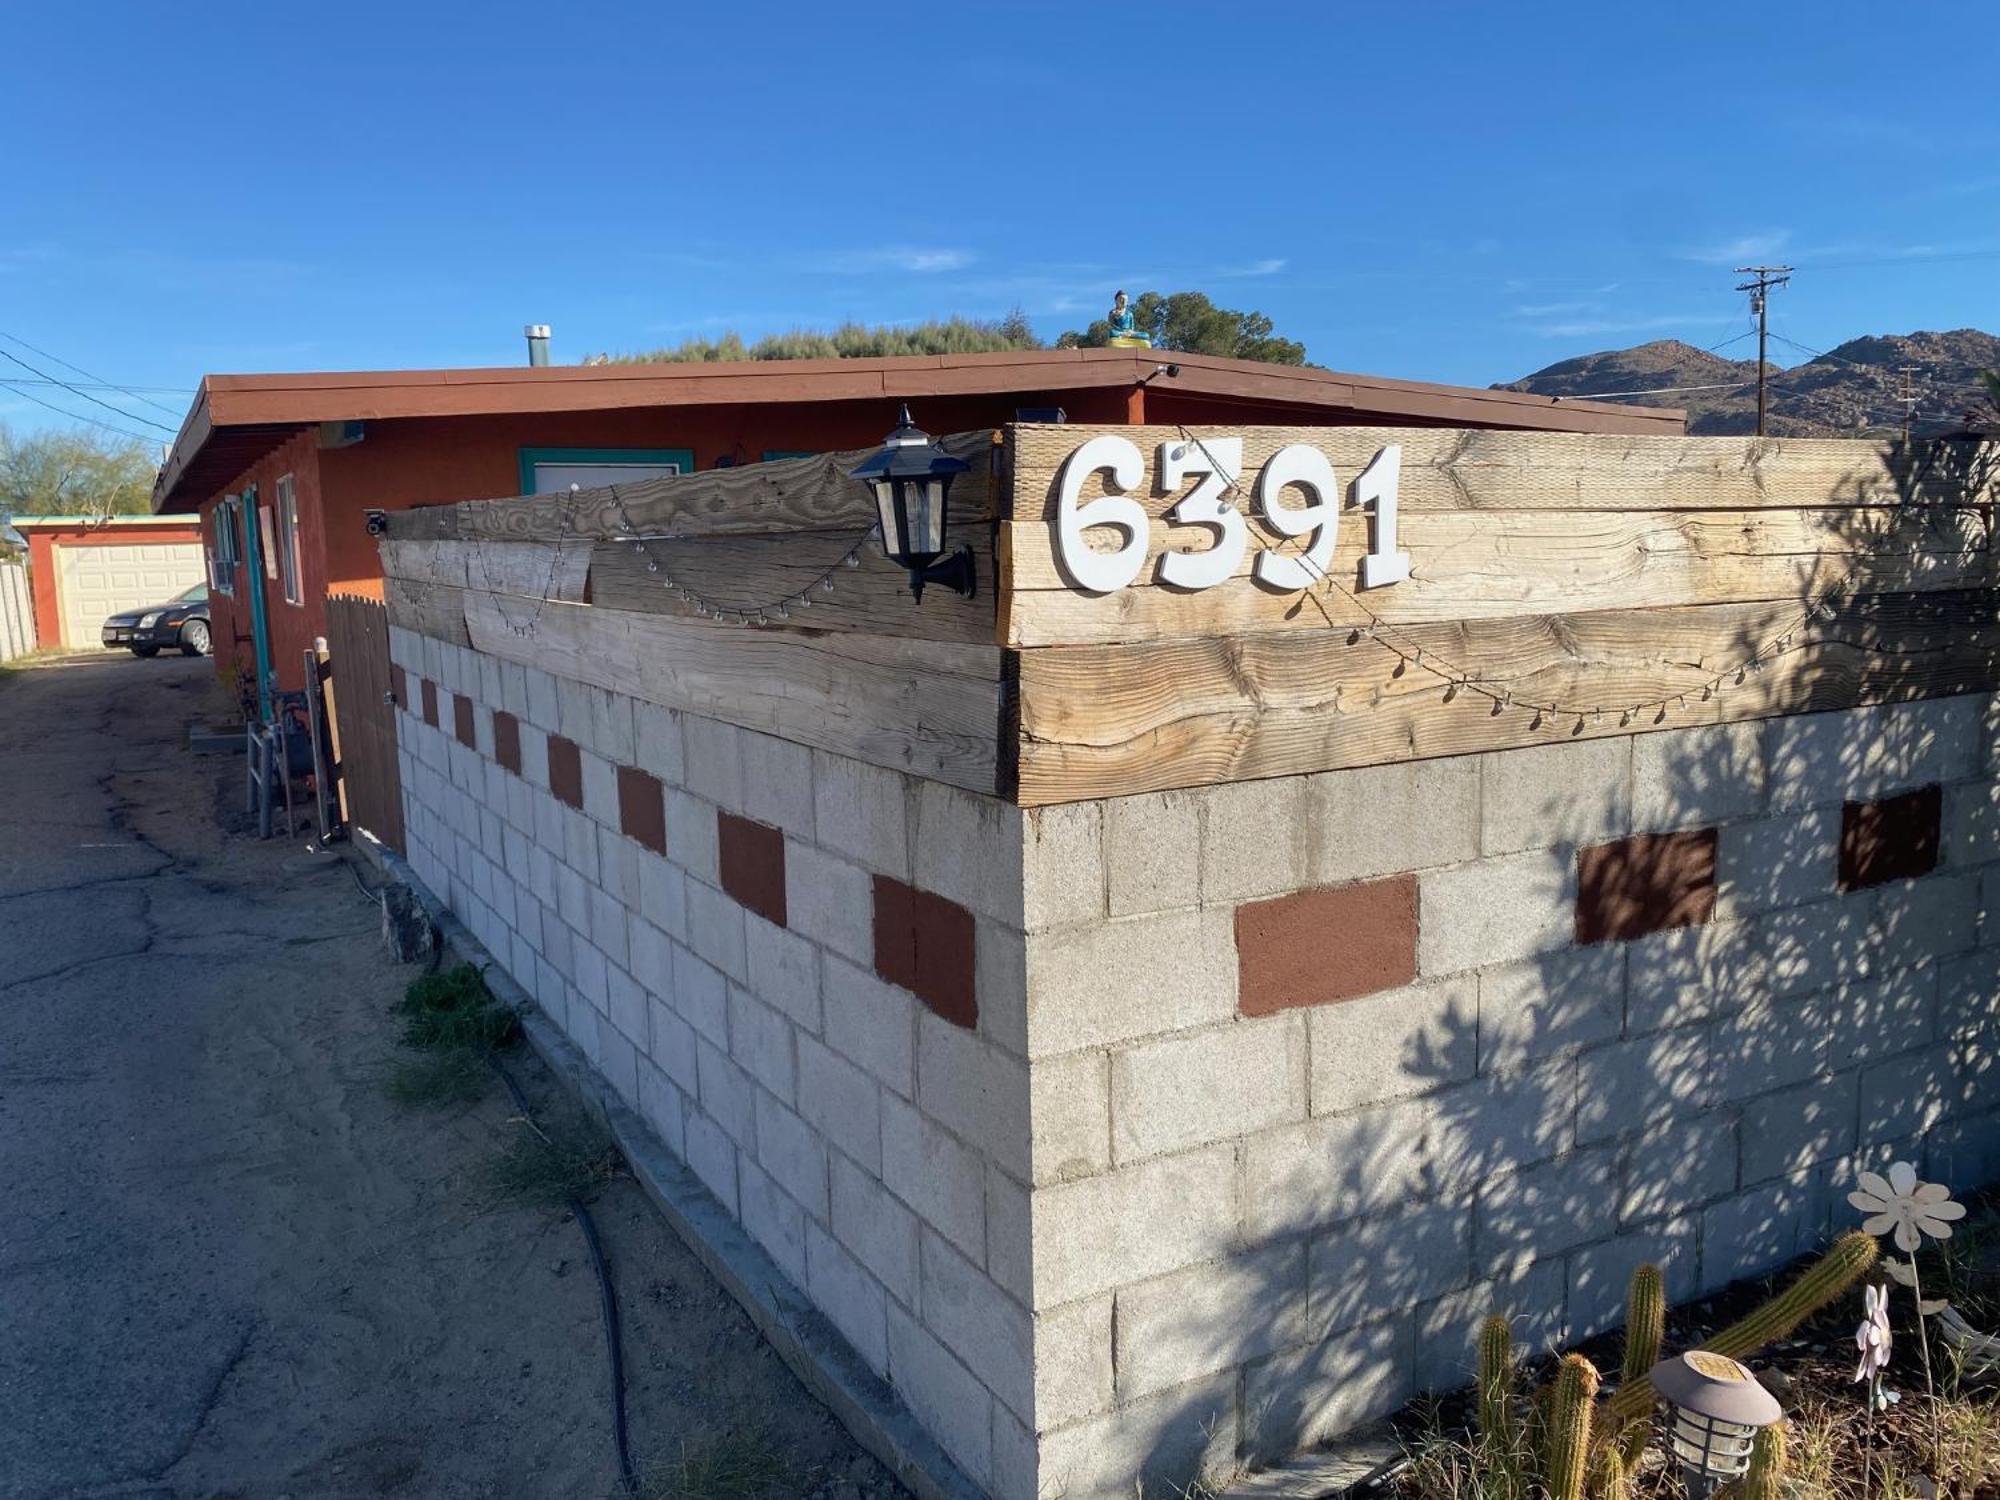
[324,593,406,854]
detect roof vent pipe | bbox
[524,324,551,367]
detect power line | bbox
[0,377,193,394]
[0,346,176,435]
[1554,379,1756,402]
[0,381,166,444]
[0,329,185,418]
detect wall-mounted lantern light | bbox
[1649,1351,1783,1499]
[850,405,974,601]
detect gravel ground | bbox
[0,650,905,1500]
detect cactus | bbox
[1475,1316,1524,1500]
[1590,1443,1631,1500]
[1615,1264,1667,1468]
[1738,1420,1787,1500]
[1605,1230,1877,1426]
[1543,1355,1599,1500]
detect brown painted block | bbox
[618,765,667,855]
[873,875,919,993]
[390,664,408,712]
[547,734,583,810]
[1576,829,1717,945]
[1236,874,1419,1015]
[719,811,787,927]
[453,693,476,749]
[420,677,437,728]
[1841,784,1941,892]
[872,874,977,1028]
[492,710,521,775]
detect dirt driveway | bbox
[0,651,903,1500]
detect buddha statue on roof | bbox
[1106,290,1152,348]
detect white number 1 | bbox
[1354,444,1409,589]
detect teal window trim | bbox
[761,449,816,461]
[517,446,695,494]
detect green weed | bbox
[394,963,518,1051]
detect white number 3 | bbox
[1157,437,1246,590]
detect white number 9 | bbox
[1053,434,1149,594]
[1253,442,1340,590]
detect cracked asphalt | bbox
[0,653,903,1500]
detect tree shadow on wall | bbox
[1118,435,2000,1497]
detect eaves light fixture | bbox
[1649,1351,1783,1499]
[850,405,974,602]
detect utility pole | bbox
[1735,264,1793,436]
[1897,364,1923,445]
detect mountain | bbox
[1497,329,2000,437]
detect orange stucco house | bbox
[151,347,1680,700]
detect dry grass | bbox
[632,1429,795,1499]
[487,1116,620,1209]
[383,1047,491,1108]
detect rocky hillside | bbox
[1497,329,2000,437]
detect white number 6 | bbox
[1053,435,1149,594]
[1253,442,1340,590]
[1157,437,1246,590]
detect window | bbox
[275,475,303,605]
[211,496,240,593]
[518,447,694,495]
[761,450,816,461]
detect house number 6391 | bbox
[1052,436,1410,595]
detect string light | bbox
[1171,423,1993,735]
[609,486,875,626]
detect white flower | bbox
[1849,1162,1966,1253]
[1854,1283,1893,1383]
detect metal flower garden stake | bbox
[1854,1282,1894,1500]
[1850,1161,1966,1478]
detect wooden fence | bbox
[324,593,406,853]
[377,425,2000,806]
[0,562,35,662]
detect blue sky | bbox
[2,0,1995,444]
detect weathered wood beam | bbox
[1012,589,2000,804]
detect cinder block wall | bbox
[387,626,1042,1492]
[387,620,2000,1500]
[1017,692,2000,1499]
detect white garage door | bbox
[56,542,206,648]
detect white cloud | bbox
[801,246,976,274]
[1529,312,1738,339]
[1680,232,1791,266]
[1216,257,1287,277]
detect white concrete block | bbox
[728,987,796,1103]
[746,916,819,1030]
[755,1089,828,1220]
[596,1024,640,1109]
[1945,776,2000,870]
[524,665,560,733]
[683,1108,738,1215]
[1418,850,1577,977]
[648,995,699,1096]
[822,956,916,1097]
[1114,1243,1309,1403]
[587,885,630,970]
[813,748,910,878]
[881,1093,985,1261]
[580,748,620,828]
[1478,947,1624,1072]
[681,714,744,812]
[1632,720,1767,832]
[685,879,748,984]
[830,1151,919,1307]
[672,943,729,1044]
[1030,1049,1111,1187]
[1105,789,1201,917]
[1201,774,1313,903]
[1481,737,1632,856]
[1241,1096,1432,1242]
[1241,1314,1410,1467]
[1031,1146,1238,1306]
[1022,802,1104,931]
[605,963,648,1049]
[589,685,635,765]
[919,1228,1033,1420]
[785,841,873,967]
[631,698,684,788]
[886,1304,991,1486]
[797,1034,882,1174]
[1310,756,1483,886]
[1024,908,1237,1057]
[555,673,595,751]
[636,853,686,943]
[914,780,1026,926]
[1717,806,1841,917]
[1767,696,1983,810]
[918,1013,1031,1180]
[666,790,720,885]
[739,727,815,835]
[571,938,609,1011]
[975,917,1029,1061]
[985,1164,1032,1305]
[1034,1293,1114,1429]
[739,1157,807,1289]
[1112,1013,1307,1164]
[809,1221,890,1376]
[1038,1370,1237,1500]
[695,1038,757,1148]
[1311,973,1478,1114]
[596,824,639,906]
